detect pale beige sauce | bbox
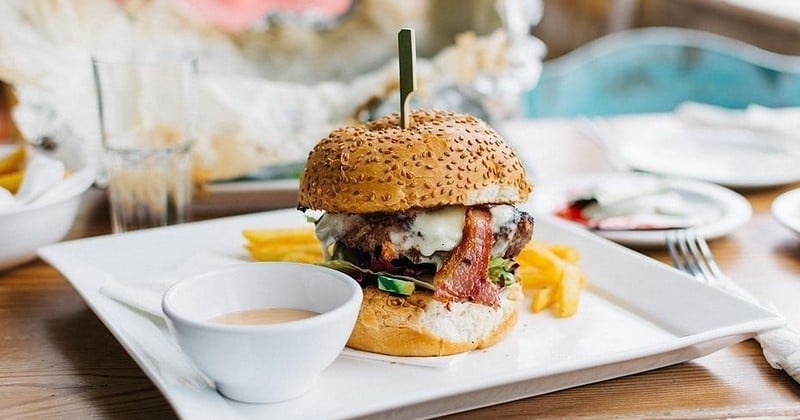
[209,308,318,325]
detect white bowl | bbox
[162,262,363,403]
[1,166,95,271]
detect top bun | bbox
[298,109,532,213]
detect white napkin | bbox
[98,254,467,370]
[0,151,94,214]
[759,317,800,382]
[706,273,800,383]
[674,102,800,137]
[0,188,15,207]
[14,154,65,204]
[579,176,705,230]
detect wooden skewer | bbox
[398,28,417,129]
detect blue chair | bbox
[524,27,800,117]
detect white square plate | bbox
[38,209,783,419]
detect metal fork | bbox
[665,228,800,383]
[665,229,725,289]
[665,229,756,300]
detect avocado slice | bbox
[377,275,416,296]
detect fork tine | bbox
[665,230,687,271]
[693,233,723,280]
[666,229,696,278]
[684,230,715,281]
[679,229,709,281]
[677,229,704,279]
[666,229,708,282]
[667,230,753,302]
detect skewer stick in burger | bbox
[298,109,534,356]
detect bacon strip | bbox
[433,207,500,307]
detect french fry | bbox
[531,286,554,313]
[545,244,580,264]
[517,266,559,289]
[242,228,318,245]
[554,264,582,317]
[516,244,562,287]
[246,243,323,262]
[0,144,25,175]
[517,244,558,268]
[517,241,588,318]
[280,250,324,264]
[242,227,324,264]
[0,169,23,193]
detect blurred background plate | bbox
[229,161,304,181]
[191,161,303,215]
[616,127,800,189]
[771,188,800,236]
[193,178,300,216]
[530,172,752,247]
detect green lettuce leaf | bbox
[320,255,517,291]
[318,259,436,291]
[488,256,517,287]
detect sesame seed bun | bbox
[298,109,532,213]
[347,283,523,357]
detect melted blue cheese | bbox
[390,205,517,256]
[391,206,466,256]
[489,205,515,232]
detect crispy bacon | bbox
[433,207,500,307]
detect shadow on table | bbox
[44,306,177,419]
[774,240,800,268]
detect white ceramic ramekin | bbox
[162,262,362,403]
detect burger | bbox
[298,109,534,356]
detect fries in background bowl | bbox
[0,143,26,193]
[243,228,588,317]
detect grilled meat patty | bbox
[315,205,534,266]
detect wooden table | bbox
[2,115,800,418]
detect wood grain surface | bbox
[2,115,800,418]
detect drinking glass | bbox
[92,53,197,233]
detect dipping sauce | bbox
[209,308,319,325]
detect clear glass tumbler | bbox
[92,54,197,233]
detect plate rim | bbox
[205,177,299,193]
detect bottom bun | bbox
[346,283,523,357]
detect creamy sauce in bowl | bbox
[209,308,318,325]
